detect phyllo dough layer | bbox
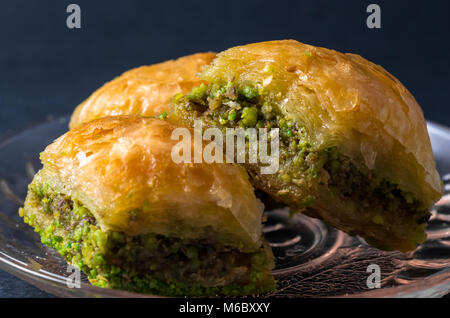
[69,52,216,129]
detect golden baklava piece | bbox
[168,40,442,251]
[20,116,275,296]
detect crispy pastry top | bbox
[37,116,263,251]
[69,52,216,129]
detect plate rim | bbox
[0,116,449,298]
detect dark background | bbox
[0,0,449,297]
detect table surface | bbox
[0,270,53,298]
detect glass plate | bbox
[0,116,449,298]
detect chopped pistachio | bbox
[159,111,168,119]
[372,215,384,225]
[228,109,237,121]
[302,195,315,207]
[280,174,291,183]
[238,84,258,101]
[188,83,207,100]
[240,107,258,127]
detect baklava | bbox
[168,40,443,251]
[20,116,275,296]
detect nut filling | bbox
[20,182,276,296]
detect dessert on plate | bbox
[168,40,442,251]
[20,39,443,297]
[20,116,275,296]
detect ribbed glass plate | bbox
[0,116,449,297]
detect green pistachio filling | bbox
[171,82,324,200]
[20,182,276,296]
[170,82,430,226]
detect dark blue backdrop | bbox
[1,0,450,137]
[0,0,449,297]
